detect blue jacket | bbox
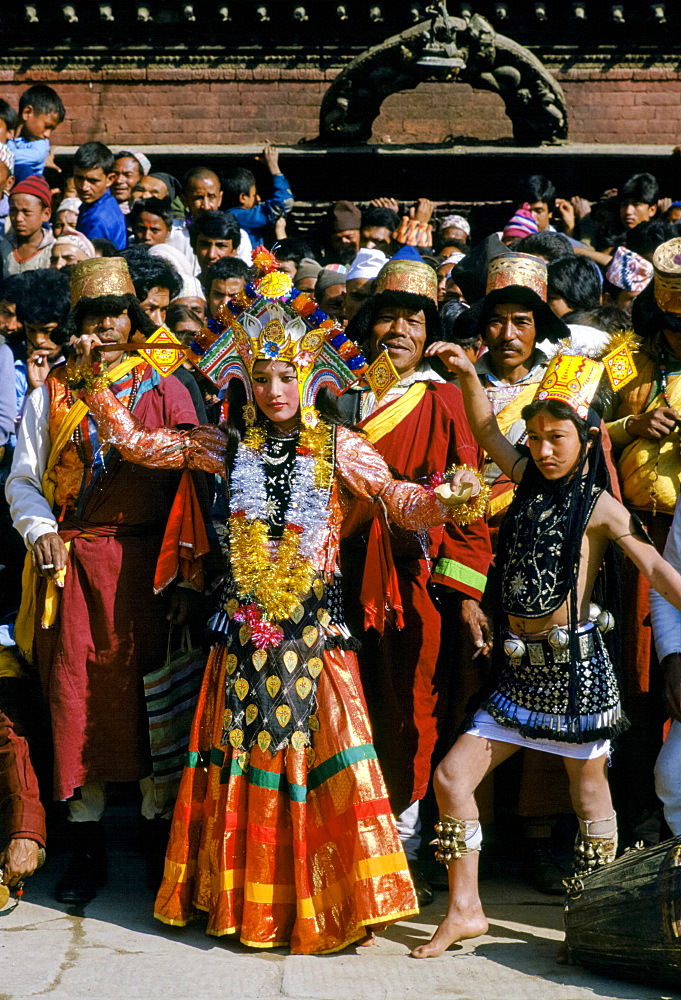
[77,190,127,250]
[228,174,293,244]
[7,136,50,182]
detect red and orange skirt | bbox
[154,644,418,953]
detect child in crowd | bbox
[0,99,18,144]
[222,143,293,245]
[73,142,126,249]
[8,85,65,183]
[52,197,81,236]
[0,176,54,275]
[202,256,249,319]
[130,197,174,247]
[188,210,241,278]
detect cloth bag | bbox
[144,625,205,810]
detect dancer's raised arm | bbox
[425,342,527,483]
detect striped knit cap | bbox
[502,203,539,241]
[11,175,52,208]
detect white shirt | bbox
[5,386,58,547]
[649,501,681,662]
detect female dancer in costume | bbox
[71,254,487,954]
[411,342,681,959]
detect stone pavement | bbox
[2,807,679,1000]
[3,871,680,999]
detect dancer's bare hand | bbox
[425,341,475,376]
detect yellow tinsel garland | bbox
[299,421,334,490]
[230,519,317,622]
[229,418,334,622]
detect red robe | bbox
[0,705,45,847]
[35,371,198,801]
[340,382,492,815]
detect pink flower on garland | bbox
[233,602,285,649]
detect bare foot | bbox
[358,929,377,947]
[410,907,488,958]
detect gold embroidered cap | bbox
[653,237,681,315]
[70,257,136,307]
[375,259,438,303]
[534,354,604,419]
[486,252,548,301]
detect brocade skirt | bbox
[154,643,418,953]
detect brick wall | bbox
[1,65,680,148]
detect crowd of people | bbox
[1,81,681,962]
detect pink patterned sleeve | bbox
[86,386,227,473]
[334,425,452,531]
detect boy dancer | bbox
[412,340,681,959]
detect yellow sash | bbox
[14,357,144,662]
[618,372,681,514]
[361,382,428,445]
[494,381,540,437]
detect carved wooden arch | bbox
[317,11,568,147]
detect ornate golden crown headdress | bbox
[185,247,367,427]
[535,337,639,419]
[486,253,548,301]
[70,257,135,307]
[535,354,605,419]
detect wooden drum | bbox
[564,836,681,988]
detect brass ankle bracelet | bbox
[430,816,470,865]
[572,834,617,877]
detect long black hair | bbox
[221,378,353,475]
[60,293,156,344]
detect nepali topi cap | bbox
[346,248,388,282]
[606,246,653,294]
[0,143,15,175]
[11,175,52,209]
[653,237,681,315]
[70,257,136,307]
